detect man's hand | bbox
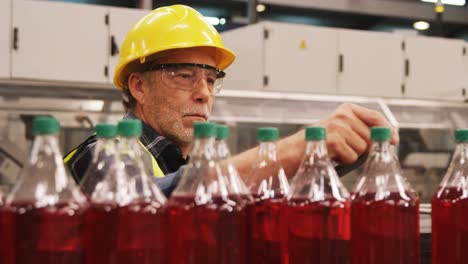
[315,103,398,164]
[235,103,399,178]
[285,103,399,167]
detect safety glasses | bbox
[147,63,226,94]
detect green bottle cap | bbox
[306,126,326,141]
[455,129,468,142]
[118,119,142,137]
[194,122,216,138]
[257,127,279,141]
[96,123,117,139]
[216,124,230,140]
[33,116,60,135]
[371,127,391,142]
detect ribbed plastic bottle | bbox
[167,122,247,264]
[215,124,251,198]
[85,119,167,264]
[351,127,420,264]
[245,127,289,264]
[80,123,117,197]
[215,124,253,263]
[432,129,468,264]
[2,116,87,264]
[285,127,350,264]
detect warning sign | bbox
[299,40,307,50]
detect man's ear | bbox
[128,72,147,105]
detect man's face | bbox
[140,47,217,145]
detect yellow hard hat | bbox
[113,4,236,90]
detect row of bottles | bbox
[0,118,251,264]
[248,126,419,264]
[0,117,167,264]
[432,129,468,264]
[0,115,465,263]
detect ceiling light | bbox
[256,4,266,12]
[420,0,465,6]
[205,16,220,26]
[219,18,226,25]
[413,21,430,31]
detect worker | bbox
[64,4,398,196]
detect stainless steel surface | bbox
[2,78,468,127]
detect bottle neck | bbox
[248,140,289,198]
[113,136,166,203]
[452,142,468,164]
[363,140,396,178]
[10,133,86,206]
[215,139,231,160]
[118,136,140,154]
[290,139,349,201]
[93,138,116,163]
[441,142,468,188]
[191,137,217,160]
[304,139,329,163]
[357,140,411,197]
[368,140,392,162]
[258,141,279,162]
[173,136,230,200]
[30,134,61,162]
[30,134,68,185]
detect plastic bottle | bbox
[215,124,251,197]
[285,127,350,264]
[167,122,247,264]
[85,119,167,264]
[245,127,289,264]
[215,124,253,263]
[80,123,117,197]
[3,116,87,264]
[351,127,420,264]
[432,129,468,264]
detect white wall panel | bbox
[338,29,404,97]
[108,7,149,84]
[0,0,12,79]
[12,0,108,83]
[221,23,264,91]
[405,36,465,101]
[264,22,338,94]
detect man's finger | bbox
[329,134,359,164]
[346,113,371,145]
[344,127,368,156]
[348,104,399,144]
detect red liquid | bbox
[5,201,85,264]
[0,207,15,264]
[285,198,350,264]
[351,192,420,264]
[167,195,247,264]
[249,195,286,264]
[85,200,167,264]
[432,187,468,264]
